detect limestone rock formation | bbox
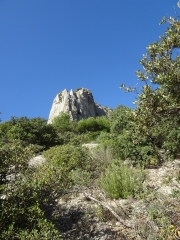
[48,88,110,123]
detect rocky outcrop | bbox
[48,88,110,123]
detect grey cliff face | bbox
[48,88,110,123]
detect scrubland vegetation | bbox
[1,15,180,239]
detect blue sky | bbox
[0,0,179,122]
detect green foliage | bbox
[0,117,59,149]
[57,131,100,146]
[71,169,92,186]
[118,17,180,165]
[151,115,180,159]
[131,16,180,129]
[109,105,132,135]
[99,160,145,199]
[52,112,76,133]
[95,116,110,132]
[58,131,81,145]
[0,175,60,239]
[91,145,114,177]
[0,140,61,239]
[78,117,98,132]
[43,144,93,186]
[77,116,110,133]
[141,200,176,239]
[170,189,180,198]
[111,131,134,160]
[76,87,82,91]
[84,131,102,142]
[96,132,113,147]
[107,105,159,166]
[43,144,114,189]
[0,140,36,185]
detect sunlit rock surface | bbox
[48,88,110,123]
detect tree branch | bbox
[83,193,134,229]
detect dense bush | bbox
[0,174,60,239]
[91,145,113,176]
[108,105,179,166]
[99,160,146,199]
[77,116,110,133]
[43,144,115,188]
[108,106,159,166]
[52,112,77,133]
[96,131,113,145]
[150,116,180,160]
[77,117,97,132]
[110,127,160,167]
[118,15,180,165]
[57,131,99,146]
[0,117,59,149]
[0,140,61,239]
[109,105,132,135]
[43,144,93,186]
[96,116,110,131]
[0,140,36,185]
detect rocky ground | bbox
[30,154,180,239]
[55,189,139,240]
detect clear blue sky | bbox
[0,0,179,122]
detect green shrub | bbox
[111,131,134,160]
[99,160,145,199]
[110,128,160,167]
[91,145,113,176]
[86,117,98,131]
[52,112,76,133]
[77,116,110,133]
[0,140,36,185]
[85,131,102,141]
[79,132,99,143]
[57,131,81,145]
[151,116,180,160]
[0,117,59,149]
[109,105,132,135]
[57,131,94,146]
[0,175,60,240]
[0,140,61,239]
[95,116,110,132]
[77,117,97,132]
[71,169,92,186]
[96,132,112,143]
[43,144,93,186]
[119,15,180,164]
